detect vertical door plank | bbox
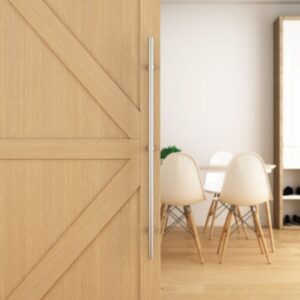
[139,0,161,299]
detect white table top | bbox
[199,164,276,174]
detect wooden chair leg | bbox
[219,207,233,264]
[253,207,271,264]
[161,204,166,219]
[251,206,264,255]
[209,200,219,239]
[233,206,241,234]
[184,206,193,234]
[185,206,205,264]
[264,201,275,253]
[161,204,168,237]
[237,206,248,239]
[256,204,260,218]
[203,200,215,233]
[255,204,264,250]
[217,208,231,254]
[255,204,261,236]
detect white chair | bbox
[217,153,273,264]
[203,151,247,239]
[161,152,206,263]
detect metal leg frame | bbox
[213,202,253,233]
[230,208,256,236]
[164,206,194,237]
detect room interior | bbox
[160,1,300,299]
[2,0,300,299]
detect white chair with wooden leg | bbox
[217,152,274,264]
[203,151,246,239]
[160,152,206,264]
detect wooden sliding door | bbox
[0,0,160,299]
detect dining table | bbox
[199,164,276,174]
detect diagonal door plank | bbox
[8,0,140,138]
[0,139,140,159]
[7,159,140,300]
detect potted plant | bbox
[160,146,181,163]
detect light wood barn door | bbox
[0,0,160,299]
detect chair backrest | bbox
[204,151,233,194]
[219,153,272,206]
[161,152,206,206]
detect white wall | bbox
[161,2,300,225]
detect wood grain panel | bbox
[274,17,283,229]
[7,160,139,300]
[8,0,140,138]
[44,0,140,107]
[0,0,126,139]
[139,0,161,299]
[0,139,139,159]
[162,228,300,300]
[0,160,126,299]
[44,192,140,300]
[0,0,160,298]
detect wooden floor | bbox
[161,227,300,300]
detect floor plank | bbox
[161,227,300,300]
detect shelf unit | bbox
[274,17,300,229]
[283,195,300,200]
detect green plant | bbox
[160,146,181,159]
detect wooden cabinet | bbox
[274,17,300,229]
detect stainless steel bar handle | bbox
[148,36,155,260]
